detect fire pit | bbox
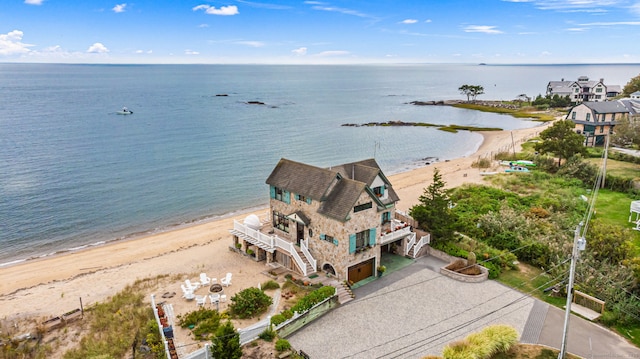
[209,284,223,293]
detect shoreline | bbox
[0,128,486,269]
[0,123,550,317]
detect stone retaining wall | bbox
[426,246,488,283]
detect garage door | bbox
[348,258,375,284]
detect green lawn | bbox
[497,264,567,308]
[585,158,640,180]
[593,189,640,253]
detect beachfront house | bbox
[230,158,429,285]
[568,101,629,146]
[547,76,621,103]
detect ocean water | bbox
[1,63,638,266]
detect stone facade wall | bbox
[269,191,389,281]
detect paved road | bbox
[536,304,640,359]
[287,256,640,358]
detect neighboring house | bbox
[567,101,629,146]
[630,91,640,100]
[547,76,621,103]
[229,158,429,285]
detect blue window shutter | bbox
[333,239,339,246]
[369,228,376,246]
[380,186,385,194]
[270,186,276,199]
[295,194,300,200]
[349,234,356,254]
[320,234,325,241]
[284,190,291,204]
[306,197,312,205]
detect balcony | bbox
[379,223,412,246]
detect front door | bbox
[296,222,304,246]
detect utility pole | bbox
[558,222,587,359]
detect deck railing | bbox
[413,234,430,258]
[301,238,317,274]
[275,237,308,277]
[380,226,411,245]
[232,220,275,249]
[405,232,416,256]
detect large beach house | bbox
[230,158,429,284]
[567,101,629,146]
[547,76,621,103]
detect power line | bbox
[340,260,569,359]
[378,271,568,359]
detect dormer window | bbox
[373,186,385,197]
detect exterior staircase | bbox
[295,247,315,276]
[335,281,355,304]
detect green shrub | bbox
[258,327,276,342]
[291,286,335,314]
[442,325,517,359]
[229,287,273,319]
[261,280,280,290]
[275,339,291,352]
[270,314,286,326]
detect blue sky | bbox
[1,0,640,64]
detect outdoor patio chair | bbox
[181,285,195,300]
[185,279,200,291]
[221,272,232,287]
[199,273,211,285]
[195,295,206,307]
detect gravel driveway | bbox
[287,256,534,358]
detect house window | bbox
[271,186,290,203]
[355,229,370,250]
[295,194,311,204]
[611,114,615,122]
[599,126,604,133]
[373,186,385,197]
[381,211,391,224]
[596,88,602,93]
[586,113,591,122]
[272,211,289,233]
[320,234,338,246]
[571,112,576,120]
[354,202,373,213]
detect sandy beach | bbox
[0,123,550,324]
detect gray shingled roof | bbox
[583,101,629,114]
[265,158,399,222]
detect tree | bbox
[534,120,586,166]
[458,84,484,102]
[409,168,458,242]
[622,73,640,96]
[610,115,640,148]
[210,321,242,359]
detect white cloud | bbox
[193,5,239,15]
[566,27,588,31]
[401,19,418,24]
[135,49,153,54]
[24,0,44,5]
[198,24,210,28]
[112,4,127,13]
[463,25,503,34]
[87,42,109,53]
[0,30,33,55]
[579,21,640,26]
[185,50,200,55]
[425,19,432,23]
[315,50,350,57]
[237,41,264,47]
[292,47,307,56]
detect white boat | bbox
[116,107,133,115]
